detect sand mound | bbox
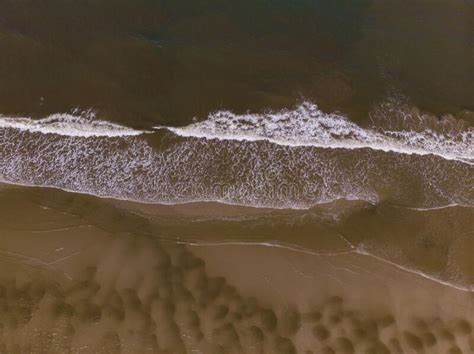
[0,231,473,353]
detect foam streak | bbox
[157,102,474,164]
[0,113,145,137]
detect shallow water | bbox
[0,0,473,352]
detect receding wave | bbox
[0,112,145,137]
[0,103,472,209]
[157,102,473,164]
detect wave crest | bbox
[0,112,145,137]
[159,102,473,164]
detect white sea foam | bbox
[0,103,472,210]
[157,102,474,164]
[0,113,145,137]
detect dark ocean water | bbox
[0,0,473,126]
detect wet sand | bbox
[0,184,472,353]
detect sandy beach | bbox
[0,184,472,353]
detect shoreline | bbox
[1,182,473,293]
[0,182,473,352]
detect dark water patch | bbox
[1,0,471,125]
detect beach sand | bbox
[0,184,472,353]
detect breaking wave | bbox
[0,102,472,209]
[158,102,473,164]
[0,112,145,137]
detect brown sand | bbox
[0,184,473,353]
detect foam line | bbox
[157,102,474,164]
[0,113,145,137]
[178,238,474,293]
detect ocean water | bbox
[0,0,473,353]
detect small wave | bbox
[157,102,473,164]
[0,112,145,137]
[355,246,474,293]
[168,237,474,293]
